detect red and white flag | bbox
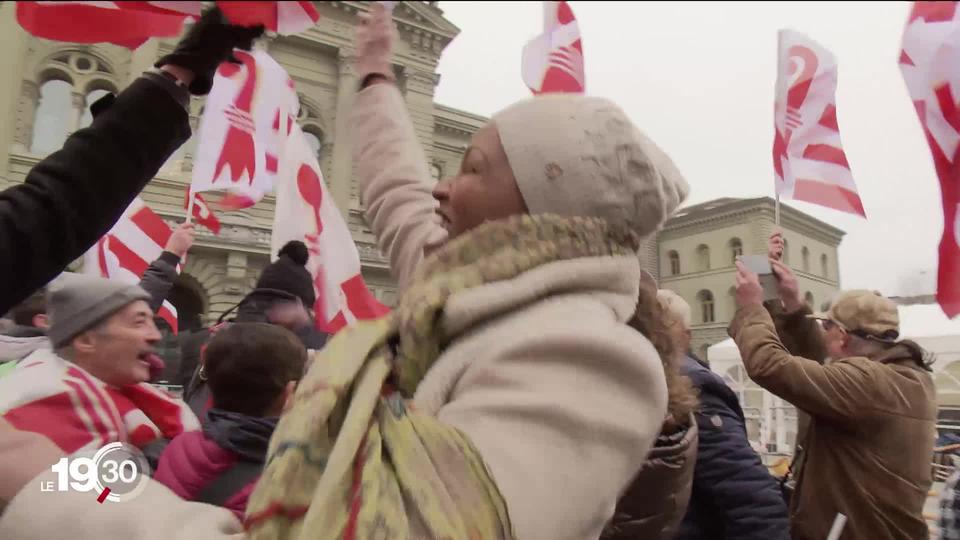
[16,1,319,50]
[272,122,390,334]
[15,1,199,49]
[82,197,179,332]
[521,1,585,95]
[191,48,298,210]
[773,29,865,217]
[183,190,221,234]
[218,1,319,35]
[899,2,960,317]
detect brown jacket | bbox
[603,414,698,540]
[730,304,936,540]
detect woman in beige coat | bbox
[0,5,688,539]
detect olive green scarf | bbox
[244,214,638,539]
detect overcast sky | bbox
[432,1,940,298]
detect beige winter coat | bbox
[353,82,668,540]
[0,83,668,540]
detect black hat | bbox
[254,241,315,307]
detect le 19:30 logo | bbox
[41,442,150,503]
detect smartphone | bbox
[738,254,779,301]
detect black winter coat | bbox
[0,72,190,314]
[677,355,791,540]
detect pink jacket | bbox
[154,431,258,520]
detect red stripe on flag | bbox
[793,179,866,217]
[818,104,839,132]
[130,206,171,248]
[802,144,850,168]
[107,235,150,277]
[63,379,110,450]
[3,392,96,454]
[159,304,178,334]
[69,366,124,439]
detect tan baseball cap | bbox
[809,289,900,339]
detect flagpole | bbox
[185,186,195,225]
[775,193,781,227]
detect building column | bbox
[330,49,356,214]
[0,3,31,172]
[67,91,85,135]
[13,80,39,153]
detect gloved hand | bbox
[155,6,265,96]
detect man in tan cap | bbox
[730,232,936,540]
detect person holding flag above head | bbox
[0,6,264,315]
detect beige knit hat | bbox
[492,94,689,239]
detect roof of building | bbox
[667,196,846,239]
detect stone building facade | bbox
[657,197,845,359]
[0,1,482,328]
[0,3,844,342]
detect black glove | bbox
[155,6,265,96]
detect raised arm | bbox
[350,3,446,290]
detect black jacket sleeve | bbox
[139,251,181,312]
[0,72,191,313]
[688,387,791,540]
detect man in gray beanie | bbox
[0,273,198,463]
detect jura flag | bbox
[82,197,179,332]
[191,48,299,209]
[272,123,390,334]
[521,1,585,95]
[899,2,960,317]
[15,1,198,49]
[773,29,865,217]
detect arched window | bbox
[729,238,743,265]
[696,244,711,272]
[668,250,681,276]
[804,292,814,308]
[31,79,73,154]
[28,51,120,156]
[430,163,443,183]
[782,237,790,264]
[801,247,811,272]
[728,286,738,319]
[698,290,715,323]
[78,88,111,128]
[303,129,323,161]
[820,254,829,278]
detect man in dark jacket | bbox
[654,290,791,540]
[0,7,264,314]
[182,241,328,418]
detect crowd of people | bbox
[0,4,947,540]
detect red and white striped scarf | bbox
[0,349,199,454]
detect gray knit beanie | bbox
[492,94,689,239]
[46,273,152,348]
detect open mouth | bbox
[138,352,164,375]
[435,209,451,230]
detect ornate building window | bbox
[802,247,811,272]
[698,289,715,323]
[430,162,443,183]
[668,250,680,276]
[820,254,829,278]
[27,50,119,155]
[303,129,323,161]
[729,237,743,265]
[782,237,790,264]
[298,94,328,163]
[31,79,73,154]
[696,244,711,272]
